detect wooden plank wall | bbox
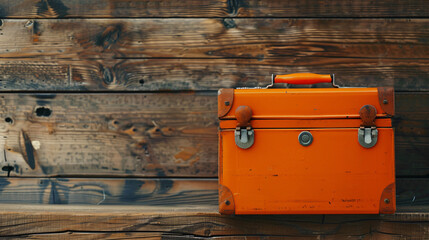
[0,0,428,238]
[1,204,429,239]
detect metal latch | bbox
[235,126,254,149]
[358,126,378,148]
[358,105,378,148]
[234,105,254,149]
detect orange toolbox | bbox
[218,73,395,214]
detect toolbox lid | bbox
[218,87,394,120]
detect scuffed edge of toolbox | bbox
[219,184,235,215]
[379,183,396,214]
[377,87,395,116]
[218,89,234,118]
[218,132,235,214]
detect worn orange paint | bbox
[221,88,390,119]
[218,84,395,214]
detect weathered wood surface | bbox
[0,177,426,208]
[0,19,428,90]
[0,178,218,205]
[0,93,218,177]
[1,0,429,18]
[1,18,426,60]
[2,58,429,91]
[394,92,429,177]
[0,92,426,177]
[0,204,429,239]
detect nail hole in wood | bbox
[4,117,13,124]
[25,20,33,28]
[1,166,12,171]
[35,107,52,117]
[2,166,14,176]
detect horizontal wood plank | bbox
[1,18,428,60]
[0,92,426,177]
[1,0,429,18]
[0,19,428,90]
[2,58,429,91]
[0,178,218,205]
[0,93,218,177]
[0,204,428,239]
[394,92,429,177]
[0,178,425,208]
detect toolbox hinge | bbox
[235,126,254,149]
[358,105,378,148]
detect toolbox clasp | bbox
[234,105,254,149]
[358,126,378,148]
[358,105,378,148]
[235,126,254,149]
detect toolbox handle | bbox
[268,73,339,88]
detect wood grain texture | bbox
[2,58,429,91]
[0,92,426,177]
[0,178,218,205]
[394,92,429,177]
[0,19,428,90]
[1,0,429,18]
[397,179,429,208]
[0,204,428,239]
[0,18,426,60]
[0,93,218,177]
[0,178,425,208]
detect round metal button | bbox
[298,131,313,146]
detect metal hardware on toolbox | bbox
[237,73,339,89]
[298,131,313,146]
[236,73,339,89]
[358,105,378,148]
[358,126,378,148]
[235,126,254,149]
[234,105,254,149]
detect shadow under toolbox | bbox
[218,73,395,214]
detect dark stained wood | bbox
[0,233,405,240]
[397,178,429,207]
[0,204,428,239]
[1,0,429,18]
[0,178,425,208]
[0,92,426,177]
[0,19,428,90]
[2,58,429,91]
[0,178,218,205]
[394,92,429,177]
[0,18,426,60]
